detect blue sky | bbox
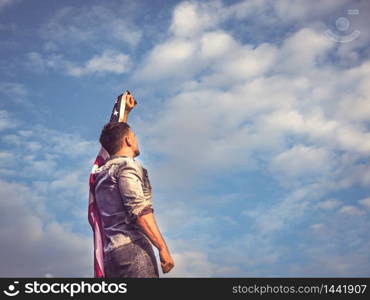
[0,0,369,277]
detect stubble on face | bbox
[131,130,140,157]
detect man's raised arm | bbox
[121,92,137,122]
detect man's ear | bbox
[124,134,132,147]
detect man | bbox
[94,114,174,278]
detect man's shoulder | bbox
[94,157,131,176]
[95,156,145,179]
[93,158,138,189]
[115,158,143,176]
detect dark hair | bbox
[99,122,131,156]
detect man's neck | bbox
[113,149,134,158]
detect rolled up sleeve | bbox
[117,164,154,222]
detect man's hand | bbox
[159,248,175,273]
[124,91,137,113]
[120,91,137,122]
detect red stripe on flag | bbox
[88,149,109,277]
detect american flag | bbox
[88,90,131,277]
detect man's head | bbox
[99,122,140,158]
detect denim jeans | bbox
[103,237,159,278]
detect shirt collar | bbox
[107,154,132,161]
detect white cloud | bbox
[271,0,349,22]
[226,200,370,276]
[0,108,101,276]
[167,0,353,40]
[43,128,97,157]
[156,235,243,277]
[338,205,366,216]
[24,3,140,78]
[358,197,370,209]
[26,52,63,73]
[1,121,97,161]
[0,81,27,99]
[249,186,313,233]
[0,108,98,215]
[225,0,352,24]
[48,168,89,200]
[136,28,277,83]
[27,50,131,77]
[261,105,370,155]
[0,151,13,159]
[169,1,223,38]
[40,4,142,48]
[164,249,217,277]
[128,6,370,277]
[0,110,18,131]
[316,199,341,210]
[295,210,370,276]
[0,180,92,276]
[1,133,21,145]
[270,145,333,179]
[135,57,370,192]
[136,1,277,82]
[277,28,334,73]
[335,66,370,122]
[67,50,130,77]
[136,38,198,80]
[200,31,238,59]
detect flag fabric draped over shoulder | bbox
[88,92,127,278]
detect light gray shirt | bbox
[94,155,154,255]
